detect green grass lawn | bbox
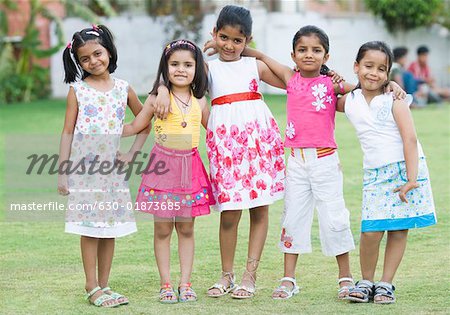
[0,96,449,314]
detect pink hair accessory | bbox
[164,40,196,56]
[92,24,99,30]
[66,41,72,49]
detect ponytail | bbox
[62,45,80,84]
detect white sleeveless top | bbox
[208,57,261,99]
[344,89,423,169]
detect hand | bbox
[57,174,69,196]
[153,88,171,120]
[327,70,344,84]
[116,151,135,165]
[386,81,406,100]
[393,181,420,203]
[203,36,218,56]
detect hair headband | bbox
[164,40,196,56]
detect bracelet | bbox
[339,82,345,94]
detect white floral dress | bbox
[207,57,285,211]
[65,78,137,238]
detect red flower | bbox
[284,241,292,248]
[216,124,227,140]
[230,124,239,139]
[256,179,267,190]
[218,191,230,203]
[223,156,232,169]
[249,78,259,92]
[249,189,258,200]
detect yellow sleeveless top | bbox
[154,93,201,149]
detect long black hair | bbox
[62,24,117,83]
[150,39,208,99]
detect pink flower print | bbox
[240,130,248,144]
[222,171,235,190]
[249,189,258,200]
[223,156,232,170]
[232,147,245,165]
[249,78,258,92]
[215,168,224,184]
[245,121,256,134]
[242,175,253,190]
[233,168,242,181]
[233,192,242,202]
[84,104,98,117]
[218,191,231,203]
[248,164,257,178]
[261,129,275,144]
[230,125,240,139]
[281,228,293,249]
[271,182,285,194]
[270,117,279,131]
[274,157,285,171]
[248,147,258,160]
[206,129,214,141]
[216,124,227,140]
[285,121,295,139]
[259,160,271,173]
[256,179,267,190]
[224,136,234,151]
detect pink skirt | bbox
[136,144,214,218]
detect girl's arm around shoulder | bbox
[127,86,143,116]
[336,93,348,113]
[123,94,155,137]
[199,96,210,129]
[392,99,420,202]
[243,47,292,89]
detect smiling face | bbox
[354,49,389,93]
[167,49,196,89]
[213,25,249,62]
[76,40,110,76]
[291,35,329,77]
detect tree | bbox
[364,0,445,33]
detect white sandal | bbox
[337,277,355,299]
[207,271,236,298]
[272,277,300,300]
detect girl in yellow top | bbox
[122,40,214,303]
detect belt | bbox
[211,92,262,106]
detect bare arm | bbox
[123,87,150,155]
[122,94,155,137]
[57,87,78,195]
[199,96,210,129]
[244,47,293,87]
[336,93,348,113]
[392,99,420,203]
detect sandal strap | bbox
[92,293,116,307]
[280,276,297,287]
[338,277,354,285]
[233,284,255,294]
[374,282,395,295]
[85,286,102,300]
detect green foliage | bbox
[146,0,205,42]
[365,0,443,32]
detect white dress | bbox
[207,57,285,211]
[65,78,137,238]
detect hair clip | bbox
[66,41,72,49]
[86,31,100,37]
[92,24,99,30]
[164,40,196,56]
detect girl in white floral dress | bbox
[58,25,146,308]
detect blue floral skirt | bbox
[361,157,436,232]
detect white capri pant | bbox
[279,149,355,256]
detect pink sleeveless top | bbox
[284,73,337,148]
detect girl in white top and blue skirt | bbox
[337,41,436,304]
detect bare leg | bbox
[233,205,268,297]
[375,230,408,302]
[175,220,195,285]
[207,210,241,296]
[349,232,384,299]
[272,253,298,298]
[97,238,115,289]
[336,252,353,298]
[154,220,176,302]
[81,236,117,307]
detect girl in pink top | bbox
[244,25,404,300]
[245,25,355,300]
